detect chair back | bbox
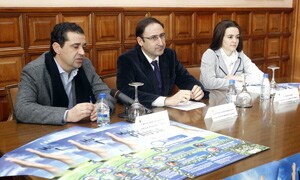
[5,84,19,121]
[102,73,117,90]
[172,66,200,94]
[186,65,200,80]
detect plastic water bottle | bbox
[97,93,110,127]
[226,79,237,103]
[260,73,271,100]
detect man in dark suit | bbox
[117,17,208,107]
[15,22,115,125]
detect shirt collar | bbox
[54,57,78,77]
[220,48,238,59]
[141,49,159,64]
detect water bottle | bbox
[226,79,237,103]
[260,73,271,100]
[97,93,110,127]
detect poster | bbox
[225,152,300,180]
[0,121,269,179]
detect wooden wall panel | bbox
[268,12,282,34]
[150,12,173,41]
[26,14,59,48]
[283,12,291,33]
[174,43,194,65]
[267,37,280,59]
[252,12,267,35]
[0,7,294,121]
[280,59,289,81]
[281,36,290,59]
[124,13,147,44]
[255,61,265,72]
[195,12,214,39]
[243,38,250,56]
[174,12,194,40]
[196,42,210,64]
[63,14,92,44]
[94,13,121,45]
[251,38,265,60]
[0,55,22,87]
[95,47,121,75]
[215,12,233,23]
[236,12,250,37]
[0,15,22,49]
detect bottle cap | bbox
[229,79,235,84]
[98,93,106,99]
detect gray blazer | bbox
[200,49,263,90]
[15,52,115,125]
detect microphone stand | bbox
[117,105,153,119]
[118,106,129,118]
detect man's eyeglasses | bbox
[141,33,166,41]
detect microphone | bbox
[110,89,153,116]
[110,89,134,106]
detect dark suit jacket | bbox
[117,45,208,107]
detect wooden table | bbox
[1,90,300,179]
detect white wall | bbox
[0,0,293,8]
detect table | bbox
[0,90,300,179]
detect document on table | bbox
[169,101,206,111]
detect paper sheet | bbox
[169,101,206,111]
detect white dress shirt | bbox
[141,50,166,107]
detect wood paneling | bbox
[252,12,267,35]
[267,37,280,59]
[150,12,172,41]
[251,38,265,60]
[195,12,214,39]
[235,12,250,37]
[174,12,194,40]
[95,47,121,75]
[94,13,121,45]
[0,15,22,49]
[63,14,92,44]
[0,55,22,87]
[26,14,58,48]
[281,36,290,59]
[268,12,282,34]
[174,43,194,65]
[0,7,294,121]
[196,42,210,64]
[124,13,147,44]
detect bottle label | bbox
[226,94,237,103]
[97,113,110,126]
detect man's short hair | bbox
[135,17,164,38]
[50,22,84,56]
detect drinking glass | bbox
[267,65,280,96]
[127,82,146,122]
[235,74,253,108]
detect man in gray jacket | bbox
[15,22,115,125]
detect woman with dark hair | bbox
[200,20,263,89]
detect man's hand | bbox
[90,105,97,121]
[66,103,94,123]
[191,85,204,101]
[164,90,191,106]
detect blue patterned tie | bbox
[151,60,162,92]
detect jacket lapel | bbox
[136,47,160,94]
[215,50,229,75]
[159,55,170,96]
